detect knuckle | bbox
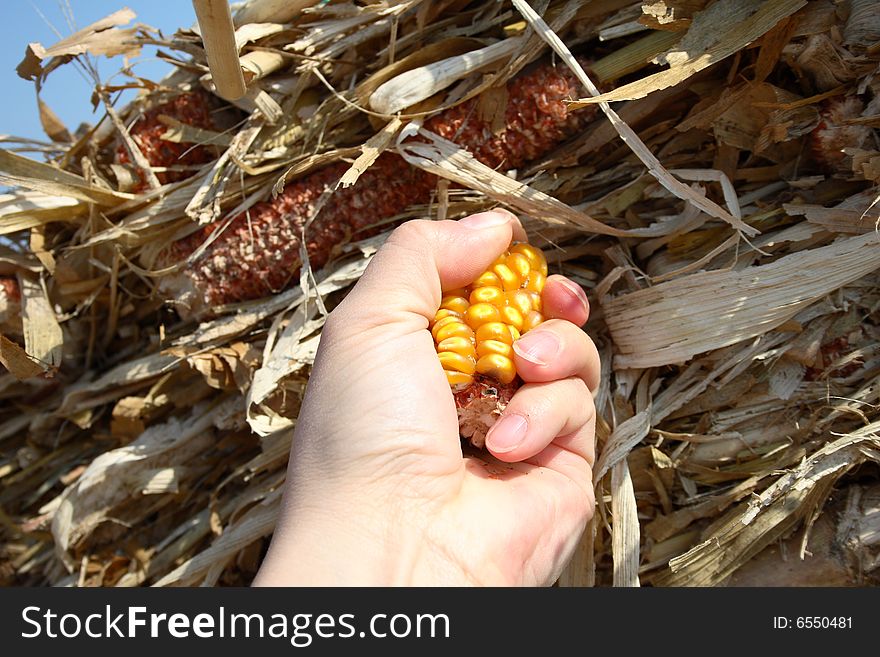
[389,219,433,246]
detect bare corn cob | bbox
[0,276,22,336]
[114,91,220,191]
[160,61,598,317]
[430,243,548,446]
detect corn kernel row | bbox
[430,243,548,390]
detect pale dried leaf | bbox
[611,460,641,587]
[19,276,62,374]
[603,232,880,369]
[17,9,141,81]
[570,0,808,105]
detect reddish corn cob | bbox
[430,243,548,446]
[115,91,219,190]
[426,63,591,170]
[0,276,22,336]
[164,154,436,312]
[159,61,597,317]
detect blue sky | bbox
[0,1,208,144]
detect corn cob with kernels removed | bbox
[431,243,548,446]
[0,277,21,336]
[158,60,598,317]
[114,90,222,191]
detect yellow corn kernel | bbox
[446,370,474,388]
[523,310,544,332]
[506,290,532,316]
[524,271,546,294]
[477,339,514,359]
[493,263,522,291]
[506,252,532,280]
[434,241,550,391]
[440,295,470,314]
[435,321,474,343]
[438,351,477,375]
[465,302,502,328]
[432,308,462,326]
[524,290,542,312]
[431,315,462,340]
[469,286,505,307]
[476,354,517,384]
[510,243,548,277]
[472,271,502,289]
[476,321,516,345]
[437,336,476,357]
[499,305,524,332]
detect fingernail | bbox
[459,211,511,230]
[513,330,560,367]
[557,277,590,315]
[486,413,529,453]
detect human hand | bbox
[253,210,600,586]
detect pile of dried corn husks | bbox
[1,0,879,586]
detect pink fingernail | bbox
[486,413,529,453]
[513,330,560,367]
[558,278,590,315]
[458,211,511,230]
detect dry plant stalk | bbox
[193,0,247,101]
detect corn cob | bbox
[0,276,22,336]
[159,61,598,316]
[430,242,548,446]
[114,90,219,191]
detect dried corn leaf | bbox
[17,8,141,81]
[603,232,880,369]
[336,117,402,188]
[247,255,373,435]
[611,459,640,587]
[398,128,626,236]
[56,353,179,418]
[570,0,808,105]
[657,422,880,586]
[233,0,318,27]
[52,399,231,562]
[370,38,523,115]
[0,149,129,207]
[18,276,62,375]
[785,202,879,234]
[511,0,755,235]
[154,487,281,586]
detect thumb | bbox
[333,211,526,331]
